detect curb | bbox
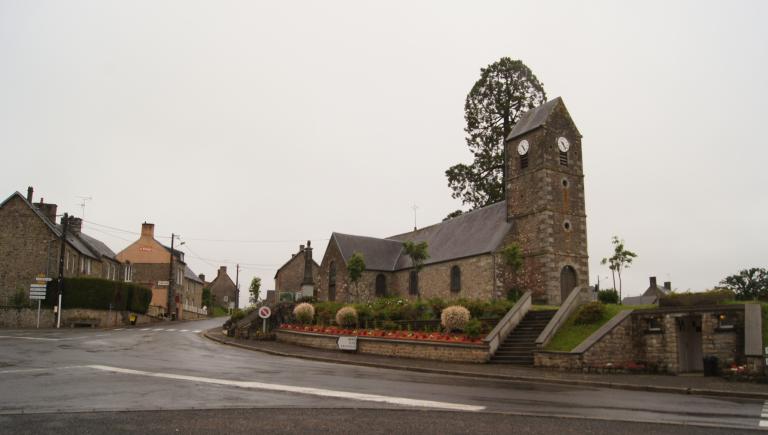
[203,330,768,401]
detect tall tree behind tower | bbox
[445,58,546,215]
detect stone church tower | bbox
[505,97,589,304]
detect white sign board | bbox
[29,284,47,300]
[157,280,170,287]
[258,306,272,319]
[337,336,358,351]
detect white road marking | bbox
[153,328,164,331]
[0,335,60,341]
[179,329,189,332]
[166,329,177,332]
[114,328,124,331]
[86,365,485,412]
[761,401,768,428]
[192,330,201,333]
[140,328,150,331]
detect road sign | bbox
[157,280,169,287]
[36,277,53,282]
[29,293,46,300]
[29,283,47,300]
[337,336,358,351]
[258,306,272,319]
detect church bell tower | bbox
[505,97,589,304]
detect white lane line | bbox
[140,328,150,331]
[86,365,485,412]
[179,329,189,332]
[0,366,84,375]
[192,330,201,333]
[152,328,165,331]
[114,328,124,331]
[0,335,60,341]
[166,329,177,332]
[761,400,768,428]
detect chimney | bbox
[649,276,657,288]
[218,266,227,276]
[35,198,58,223]
[26,186,33,203]
[302,240,314,286]
[299,244,305,252]
[664,281,671,291]
[199,274,206,282]
[141,222,155,238]
[67,216,83,235]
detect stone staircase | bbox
[490,309,557,365]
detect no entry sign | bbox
[258,306,272,319]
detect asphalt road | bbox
[0,318,765,434]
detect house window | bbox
[375,274,387,298]
[328,262,336,301]
[646,317,663,332]
[223,295,229,303]
[409,271,418,295]
[559,151,568,166]
[450,266,461,293]
[716,313,735,330]
[124,263,132,282]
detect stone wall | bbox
[0,307,157,328]
[275,248,319,293]
[276,329,489,363]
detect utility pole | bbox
[235,264,240,310]
[167,233,176,320]
[56,213,69,329]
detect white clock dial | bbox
[557,137,570,152]
[517,139,530,156]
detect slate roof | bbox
[622,295,659,306]
[506,97,563,141]
[330,201,512,271]
[184,265,204,284]
[75,231,119,261]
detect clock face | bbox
[557,137,570,152]
[517,139,530,156]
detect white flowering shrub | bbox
[335,306,358,327]
[440,305,471,332]
[293,302,315,324]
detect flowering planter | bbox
[276,325,489,363]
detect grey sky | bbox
[2,0,766,306]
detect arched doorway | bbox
[560,265,577,302]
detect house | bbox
[274,242,319,301]
[316,97,589,305]
[623,277,672,306]
[207,266,238,309]
[0,187,126,304]
[115,222,204,320]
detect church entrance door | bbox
[560,266,577,302]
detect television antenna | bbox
[412,203,419,231]
[77,196,92,220]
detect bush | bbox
[464,318,483,339]
[293,302,315,324]
[314,301,344,324]
[659,289,735,307]
[506,287,522,302]
[574,302,606,325]
[11,289,27,308]
[597,289,619,304]
[335,306,358,327]
[441,305,471,331]
[44,278,152,314]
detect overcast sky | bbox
[2,0,766,306]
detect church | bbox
[316,97,589,305]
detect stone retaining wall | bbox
[276,329,489,363]
[0,307,156,328]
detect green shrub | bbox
[574,302,606,325]
[464,318,483,339]
[293,302,315,324]
[315,301,344,324]
[11,289,27,308]
[44,278,151,313]
[506,287,522,302]
[230,309,246,322]
[597,289,619,304]
[659,289,735,307]
[381,320,399,330]
[336,306,358,327]
[441,305,471,331]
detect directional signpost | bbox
[29,276,51,328]
[258,306,272,334]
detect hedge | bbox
[659,289,735,307]
[44,277,152,314]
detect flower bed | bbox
[279,323,483,344]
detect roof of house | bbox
[0,191,108,260]
[274,250,320,279]
[184,265,204,284]
[330,201,512,271]
[506,97,564,141]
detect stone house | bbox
[207,266,238,309]
[115,222,203,319]
[316,97,589,305]
[623,276,672,305]
[0,188,125,305]
[274,242,319,301]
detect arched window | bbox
[560,265,577,302]
[409,271,418,295]
[450,266,461,293]
[375,274,387,298]
[328,262,337,301]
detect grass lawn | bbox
[212,306,230,317]
[544,304,654,352]
[530,305,560,311]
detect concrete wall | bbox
[276,329,489,363]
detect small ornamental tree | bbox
[346,252,366,302]
[403,241,429,296]
[335,306,358,328]
[600,236,637,303]
[249,277,262,305]
[293,302,315,324]
[441,305,471,332]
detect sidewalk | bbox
[203,328,768,400]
